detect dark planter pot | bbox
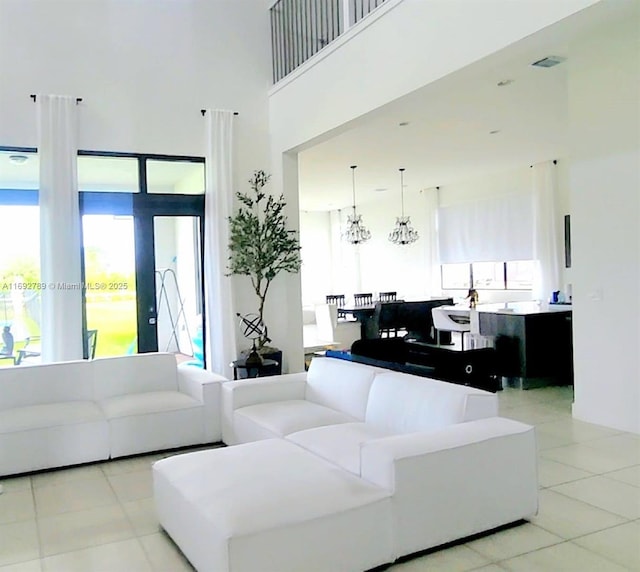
[237,348,283,379]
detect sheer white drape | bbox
[437,193,533,264]
[532,160,562,301]
[37,95,83,363]
[424,187,442,297]
[204,110,237,378]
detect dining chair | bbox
[315,304,361,350]
[326,294,347,319]
[373,301,405,338]
[378,291,397,302]
[431,307,472,350]
[353,293,373,306]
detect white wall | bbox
[299,210,332,305]
[0,0,272,365]
[568,9,640,433]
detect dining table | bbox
[337,303,379,339]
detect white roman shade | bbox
[437,193,533,264]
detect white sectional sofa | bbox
[0,352,226,476]
[154,357,538,571]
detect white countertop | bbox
[439,301,572,316]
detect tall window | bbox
[0,149,40,363]
[1,146,206,365]
[441,261,533,290]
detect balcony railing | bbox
[270,0,387,83]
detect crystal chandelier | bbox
[343,165,371,244]
[388,167,419,245]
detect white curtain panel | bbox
[425,187,442,297]
[204,109,237,378]
[437,193,533,264]
[37,94,84,363]
[532,161,562,301]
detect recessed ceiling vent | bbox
[531,55,566,68]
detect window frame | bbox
[441,261,533,291]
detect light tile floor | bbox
[0,385,638,571]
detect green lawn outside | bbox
[86,296,137,357]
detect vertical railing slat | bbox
[270,0,388,83]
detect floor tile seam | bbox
[34,496,122,521]
[534,431,626,446]
[463,541,502,564]
[32,469,120,520]
[529,514,632,543]
[32,471,106,493]
[136,530,170,570]
[569,526,640,570]
[599,469,640,489]
[29,478,45,561]
[536,456,598,477]
[119,494,151,538]
[490,537,633,569]
[37,536,148,567]
[545,486,640,521]
[580,431,640,444]
[478,533,568,563]
[538,450,636,473]
[578,444,640,461]
[533,420,625,435]
[36,521,139,561]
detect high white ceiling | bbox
[296,0,632,212]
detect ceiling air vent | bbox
[531,56,566,68]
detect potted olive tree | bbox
[227,170,301,370]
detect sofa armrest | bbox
[177,364,227,399]
[221,373,307,444]
[360,417,538,557]
[222,373,308,410]
[177,363,227,442]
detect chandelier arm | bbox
[351,165,357,215]
[400,168,405,217]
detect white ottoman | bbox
[153,439,393,572]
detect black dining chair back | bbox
[374,301,405,338]
[326,294,347,319]
[354,293,373,306]
[378,291,397,302]
[326,294,346,307]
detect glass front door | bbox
[153,216,203,366]
[82,214,138,358]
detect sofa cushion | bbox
[287,422,391,475]
[0,361,92,411]
[99,391,201,419]
[0,401,105,433]
[92,352,178,400]
[101,391,205,458]
[365,372,498,434]
[305,358,381,420]
[234,400,354,441]
[153,439,393,572]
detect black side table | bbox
[231,358,279,380]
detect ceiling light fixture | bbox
[388,168,419,246]
[531,56,566,68]
[8,154,28,165]
[343,165,371,245]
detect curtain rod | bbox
[200,109,239,116]
[530,159,558,167]
[30,94,83,103]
